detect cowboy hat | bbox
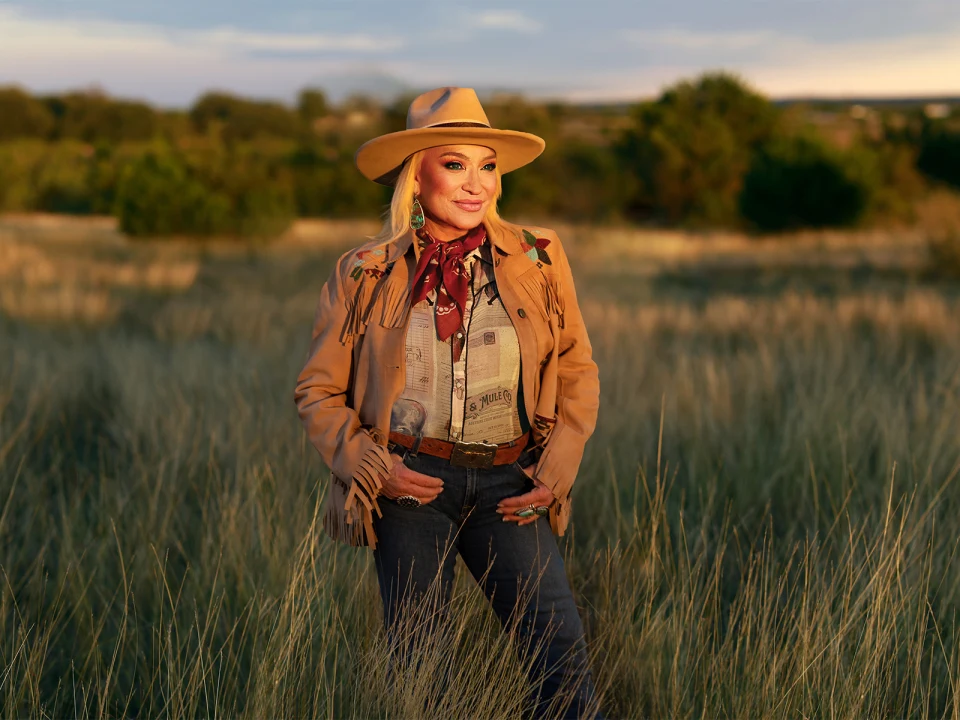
[355,87,546,185]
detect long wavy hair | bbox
[371,149,511,244]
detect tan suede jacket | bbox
[294,219,599,548]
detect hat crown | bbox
[406,87,491,130]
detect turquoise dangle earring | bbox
[410,195,425,230]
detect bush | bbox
[0,87,54,140]
[233,180,297,238]
[115,151,232,237]
[43,92,158,143]
[739,135,873,231]
[917,129,960,188]
[115,150,296,238]
[191,93,299,142]
[289,145,386,218]
[618,73,780,226]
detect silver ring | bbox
[534,505,550,516]
[396,495,422,508]
[516,504,537,518]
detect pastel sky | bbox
[2,0,959,106]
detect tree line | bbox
[0,74,957,238]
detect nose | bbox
[461,168,481,195]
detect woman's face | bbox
[415,144,498,240]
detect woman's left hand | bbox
[497,466,555,525]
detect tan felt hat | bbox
[355,87,546,185]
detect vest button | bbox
[517,308,527,318]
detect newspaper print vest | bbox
[389,243,526,444]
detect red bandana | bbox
[411,225,487,341]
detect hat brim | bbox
[355,127,545,185]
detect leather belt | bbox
[388,431,530,468]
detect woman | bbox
[295,87,602,719]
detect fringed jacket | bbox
[294,219,600,548]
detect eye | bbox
[444,161,464,170]
[482,162,497,171]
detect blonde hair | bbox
[371,149,511,244]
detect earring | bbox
[410,196,425,230]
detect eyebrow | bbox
[439,151,497,162]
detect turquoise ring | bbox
[516,505,537,518]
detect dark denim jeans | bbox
[372,449,602,719]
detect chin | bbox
[447,207,487,230]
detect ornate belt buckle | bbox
[450,440,499,468]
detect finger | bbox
[400,468,444,490]
[500,511,542,525]
[497,489,539,509]
[497,488,554,512]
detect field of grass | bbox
[2,216,960,718]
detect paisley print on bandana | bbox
[410,225,487,341]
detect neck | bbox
[422,217,481,243]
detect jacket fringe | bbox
[322,443,392,548]
[517,269,565,328]
[339,275,374,344]
[545,275,565,329]
[377,276,411,328]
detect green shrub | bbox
[739,135,873,231]
[617,73,780,226]
[289,145,386,218]
[0,87,54,140]
[115,151,231,237]
[233,180,297,238]
[43,92,158,143]
[917,129,960,188]
[31,143,100,214]
[191,92,299,142]
[115,150,296,238]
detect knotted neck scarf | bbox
[411,224,487,342]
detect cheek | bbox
[481,174,498,198]
[421,171,459,207]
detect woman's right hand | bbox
[380,453,444,505]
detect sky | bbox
[1,0,959,107]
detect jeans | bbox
[372,449,603,720]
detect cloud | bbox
[0,5,406,103]
[474,10,542,34]
[623,28,777,52]
[571,26,960,100]
[0,6,403,60]
[193,27,403,54]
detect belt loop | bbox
[408,434,423,458]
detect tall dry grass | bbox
[1,225,959,718]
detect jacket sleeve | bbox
[533,231,600,508]
[293,254,394,525]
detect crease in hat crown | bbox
[407,87,491,129]
[355,86,545,185]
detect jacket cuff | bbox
[342,443,393,518]
[531,418,580,503]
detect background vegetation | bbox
[1,74,958,237]
[1,220,959,717]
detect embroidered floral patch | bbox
[349,247,388,280]
[522,229,552,265]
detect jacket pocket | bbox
[516,265,551,322]
[516,264,565,329]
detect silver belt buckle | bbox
[450,440,499,468]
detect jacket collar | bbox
[385,218,524,264]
